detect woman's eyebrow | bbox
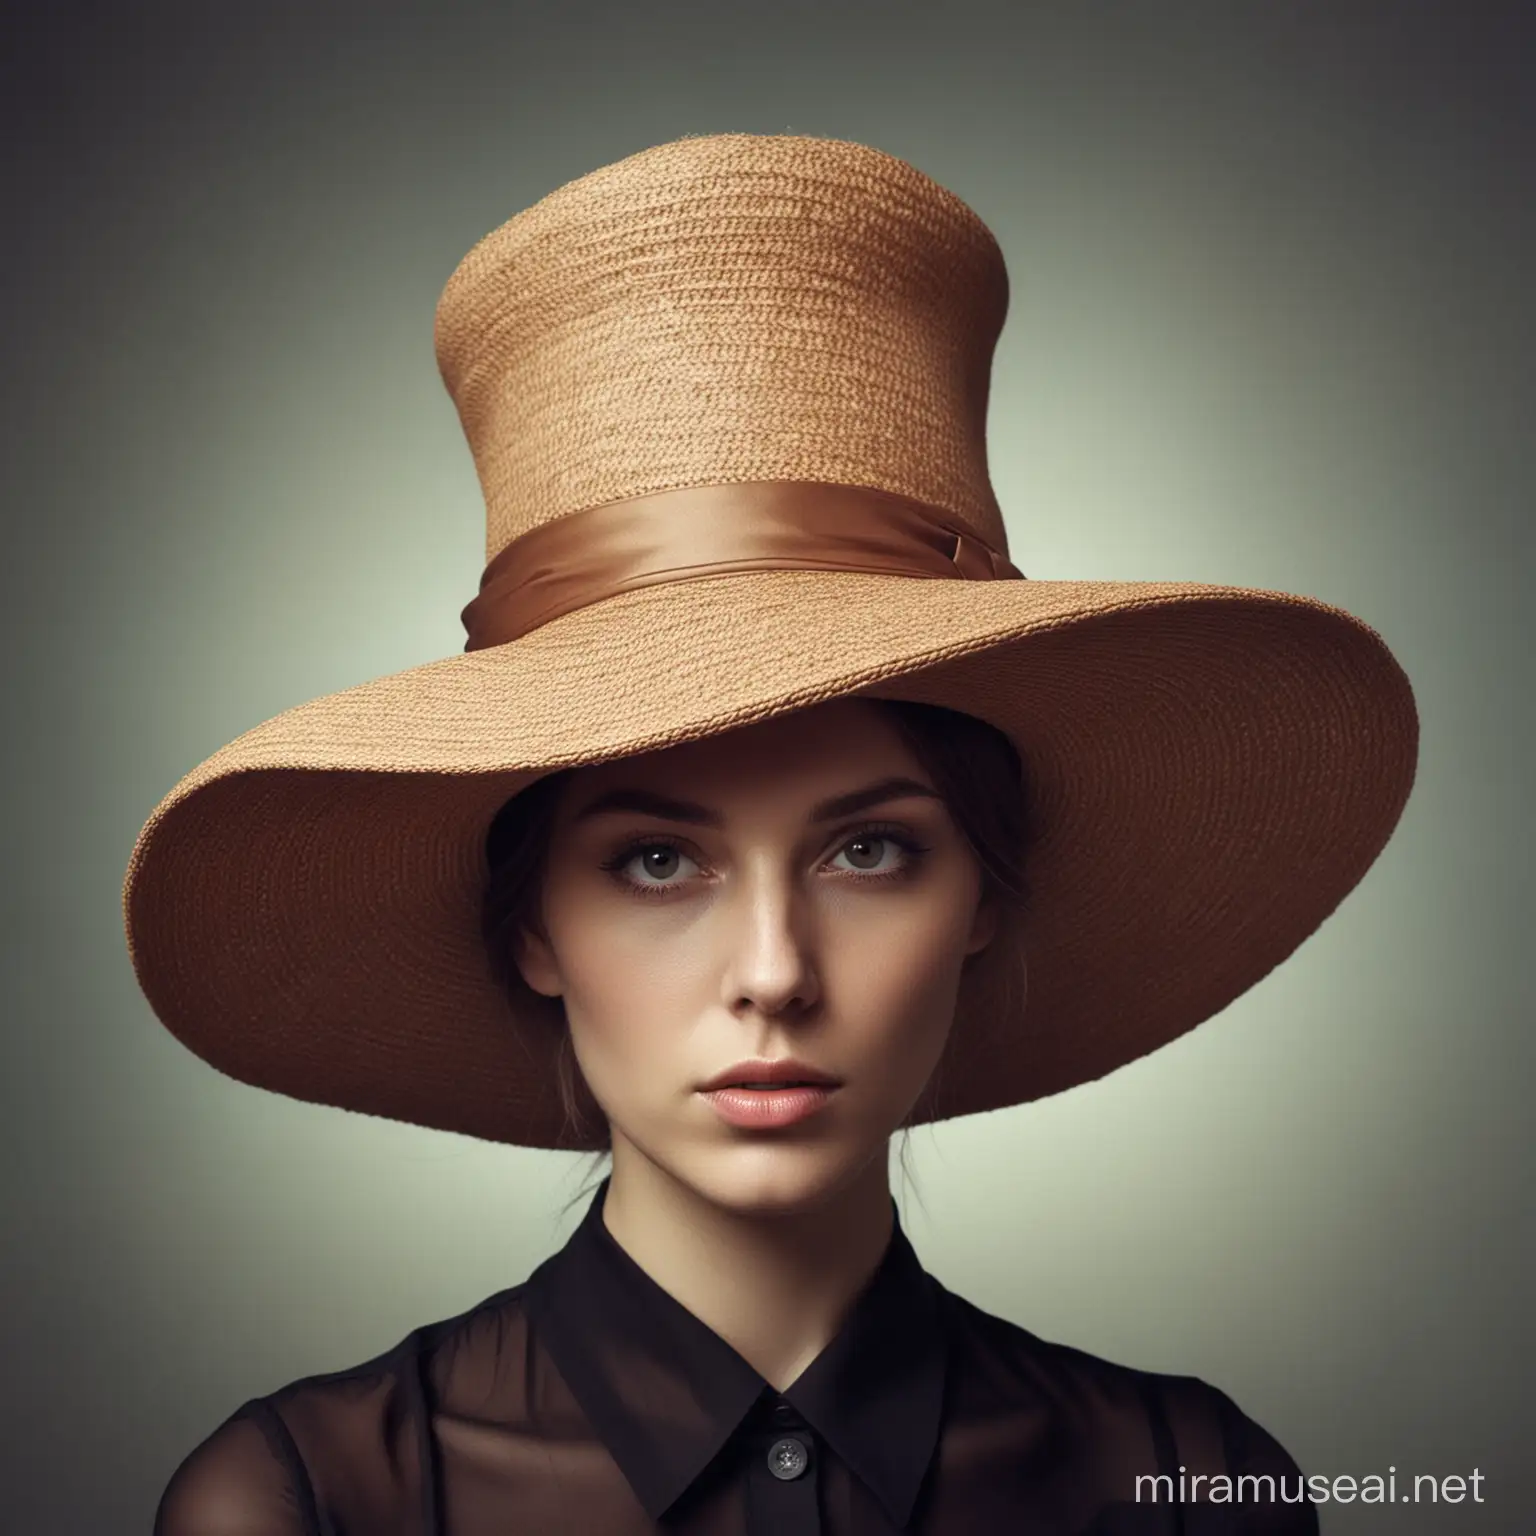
[570,775,941,829]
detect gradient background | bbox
[4,4,1531,1532]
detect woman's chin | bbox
[666,1138,885,1219]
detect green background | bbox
[3,4,1530,1531]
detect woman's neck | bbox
[599,1143,897,1392]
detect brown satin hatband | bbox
[461,481,1025,650]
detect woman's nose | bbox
[718,881,821,1018]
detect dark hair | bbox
[482,699,1033,1161]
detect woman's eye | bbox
[832,835,899,873]
[623,846,699,886]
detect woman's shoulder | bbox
[154,1281,535,1536]
[940,1287,1311,1490]
[153,1402,313,1536]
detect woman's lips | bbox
[700,1084,839,1129]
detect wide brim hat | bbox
[124,133,1418,1151]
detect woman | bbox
[129,133,1417,1533]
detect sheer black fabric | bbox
[155,1177,1318,1534]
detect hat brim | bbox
[123,569,1417,1149]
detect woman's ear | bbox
[964,892,999,956]
[514,922,565,998]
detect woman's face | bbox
[516,697,996,1214]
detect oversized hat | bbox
[123,133,1418,1151]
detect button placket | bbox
[745,1405,822,1535]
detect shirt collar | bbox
[523,1175,948,1528]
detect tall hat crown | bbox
[433,134,1012,565]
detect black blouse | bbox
[154,1177,1317,1534]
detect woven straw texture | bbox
[123,134,1419,1150]
[436,133,1010,563]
